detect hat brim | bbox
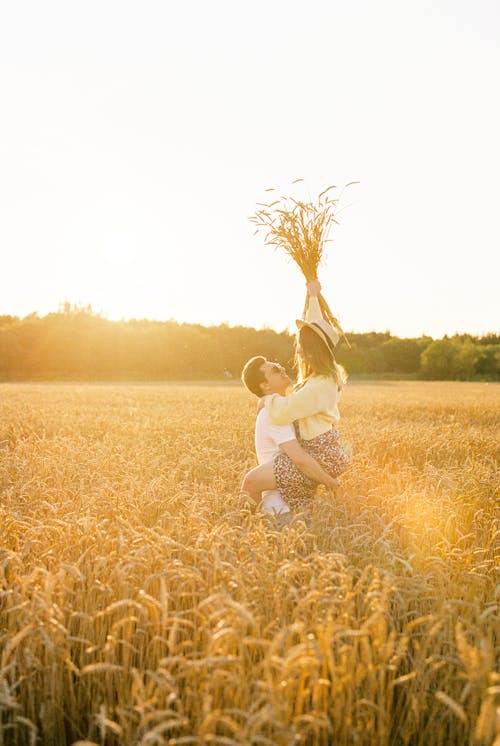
[295,319,338,355]
[295,318,309,330]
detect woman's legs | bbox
[240,460,276,508]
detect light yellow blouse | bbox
[264,375,340,440]
[263,295,341,441]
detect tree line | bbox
[0,307,498,382]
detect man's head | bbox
[241,356,291,397]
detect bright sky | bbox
[1,0,499,338]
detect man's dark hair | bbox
[241,355,267,397]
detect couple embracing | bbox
[240,279,349,523]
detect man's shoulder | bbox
[255,407,272,431]
[256,406,270,419]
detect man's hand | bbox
[280,439,338,489]
[322,475,340,490]
[306,279,321,297]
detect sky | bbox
[1,0,499,339]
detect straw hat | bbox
[295,317,340,355]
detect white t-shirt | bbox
[255,409,295,514]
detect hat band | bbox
[310,322,336,356]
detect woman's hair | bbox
[295,325,347,387]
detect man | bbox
[240,355,338,523]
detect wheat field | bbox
[0,381,498,746]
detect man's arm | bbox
[279,439,338,489]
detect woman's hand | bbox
[256,398,266,413]
[306,279,321,297]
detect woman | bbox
[241,279,349,512]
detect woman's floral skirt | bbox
[273,426,349,511]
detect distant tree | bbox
[420,338,480,380]
[350,331,392,348]
[420,338,457,379]
[0,315,18,328]
[476,333,500,346]
[0,325,21,379]
[380,338,422,373]
[476,344,500,377]
[335,342,367,374]
[363,346,388,373]
[453,340,479,380]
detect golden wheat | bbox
[0,381,498,745]
[250,183,358,340]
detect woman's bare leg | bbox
[240,461,276,508]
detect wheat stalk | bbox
[250,181,358,340]
[1,382,498,745]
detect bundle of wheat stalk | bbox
[250,180,357,341]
